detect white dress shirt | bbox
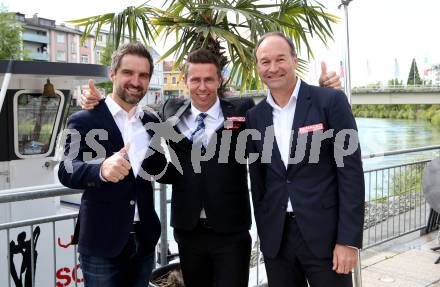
[104,96,151,221]
[177,97,224,218]
[178,97,224,146]
[266,79,302,212]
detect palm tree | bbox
[70,0,338,92]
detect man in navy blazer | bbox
[58,43,167,287]
[246,32,365,286]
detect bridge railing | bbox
[352,85,440,94]
[1,145,440,286]
[225,85,440,98]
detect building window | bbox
[172,77,176,84]
[97,35,103,43]
[56,51,66,61]
[71,42,76,54]
[81,55,89,64]
[96,50,102,63]
[164,77,168,84]
[56,34,65,43]
[39,19,55,27]
[83,39,89,48]
[16,14,25,22]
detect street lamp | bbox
[339,0,354,104]
[337,4,363,286]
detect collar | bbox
[190,96,221,120]
[266,78,301,111]
[105,95,144,120]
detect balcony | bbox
[28,52,49,61]
[22,32,49,44]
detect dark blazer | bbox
[161,97,254,233]
[58,101,167,258]
[246,81,365,259]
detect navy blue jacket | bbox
[246,82,365,259]
[58,101,167,258]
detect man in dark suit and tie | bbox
[246,32,365,287]
[160,49,254,287]
[58,42,167,287]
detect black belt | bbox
[131,221,140,234]
[198,218,212,229]
[286,212,296,219]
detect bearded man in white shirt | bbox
[58,42,167,287]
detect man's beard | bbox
[116,84,146,105]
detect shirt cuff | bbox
[346,245,359,251]
[99,166,108,182]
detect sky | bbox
[2,0,439,87]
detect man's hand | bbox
[332,244,358,274]
[319,61,342,90]
[101,146,131,183]
[80,79,103,110]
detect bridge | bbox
[234,85,440,105]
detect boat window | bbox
[14,90,64,158]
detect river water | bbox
[357,117,440,170]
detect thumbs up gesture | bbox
[319,61,342,90]
[101,145,131,183]
[80,79,104,110]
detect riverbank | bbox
[352,104,440,128]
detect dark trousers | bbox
[174,223,251,287]
[79,232,154,287]
[264,216,352,287]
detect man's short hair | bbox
[184,48,222,79]
[254,32,297,59]
[110,42,154,79]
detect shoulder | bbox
[67,106,100,125]
[303,82,347,106]
[247,97,266,115]
[142,109,162,123]
[221,96,255,113]
[161,97,188,120]
[66,101,108,130]
[221,96,254,106]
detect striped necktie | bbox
[190,113,208,145]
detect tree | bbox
[407,58,422,86]
[94,42,115,94]
[69,0,338,92]
[99,42,115,66]
[387,78,402,86]
[0,7,23,60]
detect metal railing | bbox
[0,145,439,286]
[362,145,440,249]
[226,85,440,98]
[352,85,440,94]
[0,185,82,287]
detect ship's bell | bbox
[43,78,56,97]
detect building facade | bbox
[14,12,165,108]
[16,13,96,64]
[162,60,188,99]
[428,64,440,86]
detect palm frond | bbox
[69,0,338,91]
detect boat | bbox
[0,60,108,287]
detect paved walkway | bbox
[361,231,440,286]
